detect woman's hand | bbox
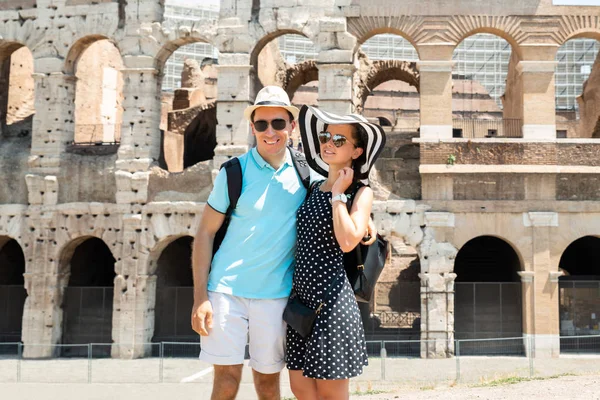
[361,218,378,245]
[332,167,354,196]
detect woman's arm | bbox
[332,185,374,252]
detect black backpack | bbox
[212,147,311,255]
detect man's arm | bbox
[191,205,225,336]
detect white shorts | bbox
[199,291,287,374]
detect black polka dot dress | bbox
[286,181,368,379]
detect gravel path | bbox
[357,374,600,400]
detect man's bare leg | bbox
[253,369,281,400]
[212,365,244,400]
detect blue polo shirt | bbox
[207,147,307,299]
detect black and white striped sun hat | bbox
[299,105,386,184]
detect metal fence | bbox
[0,286,26,345]
[453,118,522,138]
[455,282,524,355]
[1,336,600,385]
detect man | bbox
[191,86,374,400]
[191,86,305,400]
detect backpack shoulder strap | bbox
[220,157,242,213]
[346,182,367,210]
[289,147,310,190]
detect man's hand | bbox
[191,299,213,336]
[361,217,378,245]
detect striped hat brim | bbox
[298,105,386,185]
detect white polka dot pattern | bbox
[286,181,368,379]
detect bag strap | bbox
[221,157,242,218]
[346,183,367,271]
[289,146,310,191]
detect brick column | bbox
[417,60,453,140]
[523,211,560,357]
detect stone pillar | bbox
[523,211,560,357]
[27,68,77,205]
[418,212,458,358]
[21,211,67,358]
[317,18,356,115]
[111,213,157,358]
[214,53,255,166]
[115,57,162,204]
[419,272,457,358]
[317,63,355,115]
[518,270,535,357]
[417,60,453,140]
[518,61,557,140]
[518,44,559,140]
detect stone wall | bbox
[375,131,421,199]
[421,141,600,166]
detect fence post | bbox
[17,342,22,383]
[380,341,386,381]
[455,340,461,383]
[159,342,164,383]
[528,335,534,378]
[88,344,92,384]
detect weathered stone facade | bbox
[1,0,600,359]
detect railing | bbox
[1,336,600,385]
[453,118,522,138]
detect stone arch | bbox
[64,35,122,75]
[356,59,420,112]
[148,232,195,276]
[348,17,423,57]
[556,16,600,46]
[0,19,44,62]
[58,235,116,355]
[282,60,318,101]
[154,35,217,76]
[250,30,316,73]
[454,235,524,348]
[453,233,525,272]
[0,235,26,344]
[558,235,600,277]
[444,16,524,60]
[64,36,125,144]
[151,235,195,343]
[377,115,393,127]
[555,35,600,137]
[0,41,35,146]
[0,41,24,65]
[454,235,523,281]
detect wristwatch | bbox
[330,193,347,204]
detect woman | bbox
[286,105,386,399]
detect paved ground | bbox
[1,355,600,399]
[0,373,599,399]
